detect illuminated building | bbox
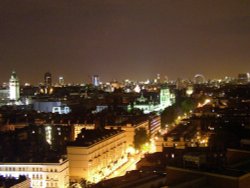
[134,84,141,93]
[133,87,174,114]
[92,75,100,87]
[105,117,149,148]
[52,106,70,114]
[0,159,69,188]
[39,87,53,95]
[33,101,70,114]
[40,72,54,95]
[9,71,20,101]
[44,72,52,87]
[58,76,64,86]
[67,129,127,183]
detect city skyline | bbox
[0,0,250,83]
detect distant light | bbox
[134,85,141,93]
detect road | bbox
[106,153,143,179]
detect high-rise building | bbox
[9,71,20,101]
[44,72,52,86]
[59,76,64,86]
[92,75,100,86]
[157,73,161,83]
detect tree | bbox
[161,105,179,126]
[180,98,196,113]
[134,127,149,150]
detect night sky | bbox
[0,0,250,84]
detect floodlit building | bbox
[133,87,174,114]
[9,71,20,101]
[52,106,70,114]
[92,75,100,87]
[0,159,69,188]
[67,129,127,183]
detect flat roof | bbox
[67,129,124,147]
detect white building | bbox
[67,129,127,183]
[133,87,175,114]
[9,71,20,101]
[0,159,69,188]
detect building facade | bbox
[105,118,149,148]
[133,87,175,114]
[9,71,20,101]
[0,159,69,188]
[67,129,127,183]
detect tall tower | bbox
[44,72,52,86]
[9,71,20,100]
[92,75,100,87]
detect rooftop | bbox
[67,129,124,147]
